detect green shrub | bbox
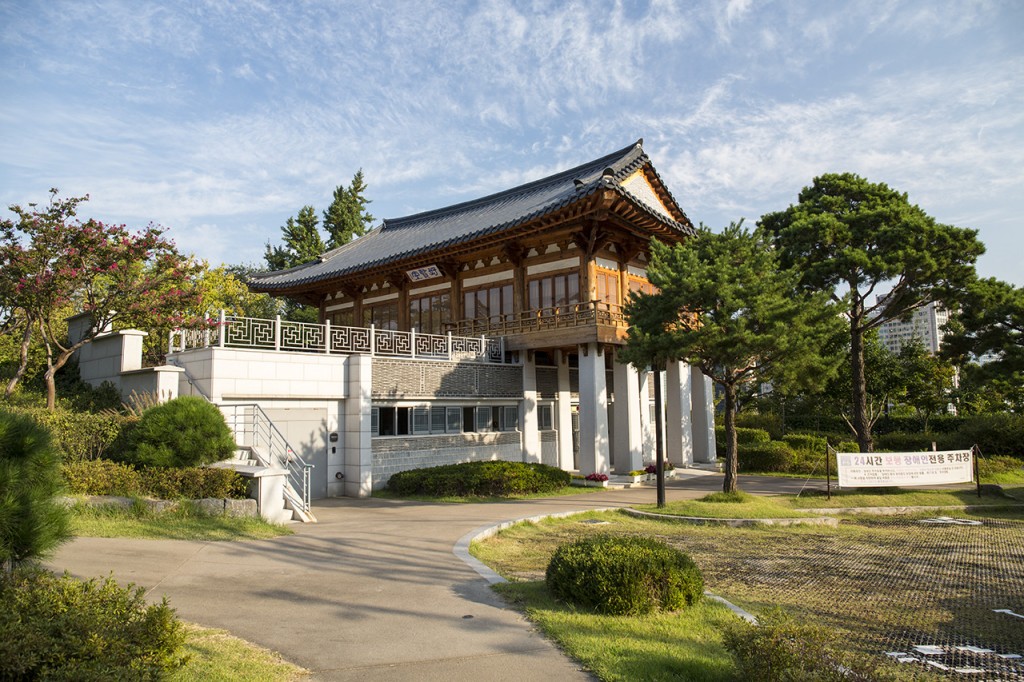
[735,412,784,440]
[62,459,249,499]
[979,454,1023,478]
[545,534,703,616]
[738,441,795,473]
[63,459,143,496]
[139,466,249,500]
[386,460,570,497]
[875,432,940,452]
[0,567,186,680]
[723,608,914,681]
[782,433,827,454]
[130,397,235,468]
[715,427,772,456]
[957,413,1024,457]
[9,406,138,462]
[0,410,72,570]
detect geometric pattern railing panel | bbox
[171,313,508,364]
[280,320,325,352]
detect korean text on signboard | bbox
[836,450,973,488]
[407,265,442,282]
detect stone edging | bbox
[621,507,840,527]
[451,507,757,623]
[59,495,258,518]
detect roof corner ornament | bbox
[573,178,585,191]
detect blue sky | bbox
[2,0,1022,286]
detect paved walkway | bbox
[47,472,816,680]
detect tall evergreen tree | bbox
[761,173,984,452]
[0,411,72,572]
[621,223,841,493]
[264,205,324,271]
[323,170,374,250]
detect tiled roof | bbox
[249,140,693,291]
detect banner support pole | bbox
[974,444,981,499]
[826,444,832,501]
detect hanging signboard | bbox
[407,264,443,282]
[836,450,974,488]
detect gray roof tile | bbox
[250,140,692,291]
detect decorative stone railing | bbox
[169,312,506,363]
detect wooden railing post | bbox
[325,319,331,354]
[274,315,282,351]
[370,324,376,357]
[218,310,226,347]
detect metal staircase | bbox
[219,404,316,523]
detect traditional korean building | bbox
[245,139,716,489]
[74,140,716,519]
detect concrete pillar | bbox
[665,359,693,467]
[556,350,574,471]
[613,355,644,473]
[578,343,610,474]
[521,353,541,464]
[639,369,655,463]
[691,366,717,463]
[343,354,373,498]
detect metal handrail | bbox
[163,361,312,514]
[220,403,312,513]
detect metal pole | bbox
[974,444,981,499]
[653,365,665,508]
[826,444,832,501]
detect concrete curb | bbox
[452,506,758,623]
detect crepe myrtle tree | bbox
[761,173,984,452]
[0,189,204,409]
[621,223,841,493]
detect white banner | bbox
[836,450,974,488]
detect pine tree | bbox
[761,173,984,452]
[264,205,325,271]
[0,411,72,572]
[323,170,375,250]
[621,223,841,493]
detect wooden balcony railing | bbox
[446,300,627,337]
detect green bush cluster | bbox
[737,441,795,473]
[781,434,827,453]
[733,412,784,440]
[715,426,772,456]
[545,534,703,616]
[0,568,186,680]
[63,459,249,500]
[386,460,570,497]
[9,406,138,462]
[723,608,913,681]
[129,397,236,468]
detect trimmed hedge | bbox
[738,441,795,473]
[9,407,138,462]
[62,459,249,500]
[386,460,570,497]
[0,568,186,680]
[545,534,703,615]
[715,427,772,457]
[782,433,827,454]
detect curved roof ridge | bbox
[381,139,644,231]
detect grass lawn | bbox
[372,484,605,504]
[473,506,1024,680]
[784,486,1024,509]
[170,623,307,681]
[494,581,737,681]
[70,500,294,541]
[634,491,821,519]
